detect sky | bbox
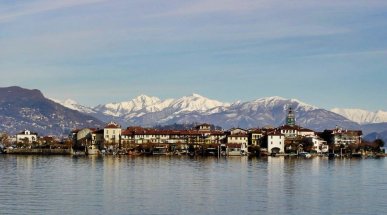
[0,0,387,111]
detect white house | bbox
[228,128,248,135]
[322,127,363,146]
[16,130,37,144]
[298,128,315,137]
[227,133,248,145]
[267,133,285,154]
[226,133,248,155]
[279,125,298,138]
[104,122,122,143]
[306,136,328,153]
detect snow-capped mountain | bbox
[200,96,356,131]
[93,95,170,117]
[55,94,358,131]
[50,98,96,114]
[167,93,230,113]
[331,108,387,124]
[4,86,383,136]
[93,93,229,118]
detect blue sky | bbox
[0,0,387,111]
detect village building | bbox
[16,129,37,144]
[104,122,121,144]
[265,132,285,154]
[279,125,299,138]
[226,132,248,155]
[195,123,211,132]
[248,129,263,146]
[228,128,248,135]
[321,127,362,146]
[305,136,329,153]
[298,128,315,137]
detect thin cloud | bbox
[0,0,105,23]
[300,49,387,59]
[150,0,387,18]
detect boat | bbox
[204,147,218,156]
[85,145,100,155]
[152,146,168,155]
[351,153,362,158]
[299,152,312,158]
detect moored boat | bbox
[85,145,100,155]
[299,152,312,158]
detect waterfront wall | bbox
[5,148,72,155]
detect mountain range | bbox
[331,108,387,124]
[53,93,361,131]
[1,86,386,140]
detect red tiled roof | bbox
[227,143,242,148]
[105,124,120,129]
[228,133,248,138]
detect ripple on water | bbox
[0,155,387,215]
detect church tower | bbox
[286,107,296,126]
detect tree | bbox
[0,133,11,147]
[299,137,314,152]
[374,139,385,148]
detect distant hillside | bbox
[0,86,104,136]
[363,131,387,145]
[361,123,387,134]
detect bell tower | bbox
[286,107,296,126]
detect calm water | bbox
[1,155,386,215]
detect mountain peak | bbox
[170,94,229,113]
[63,99,78,105]
[191,93,203,98]
[0,86,103,136]
[133,94,160,103]
[0,86,44,100]
[264,96,286,100]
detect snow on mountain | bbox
[50,98,96,114]
[331,108,387,124]
[93,95,167,117]
[93,93,228,118]
[203,96,351,130]
[236,96,318,112]
[166,93,230,113]
[51,93,359,131]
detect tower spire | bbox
[286,107,296,126]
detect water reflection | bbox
[0,155,387,215]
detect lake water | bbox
[1,155,386,215]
